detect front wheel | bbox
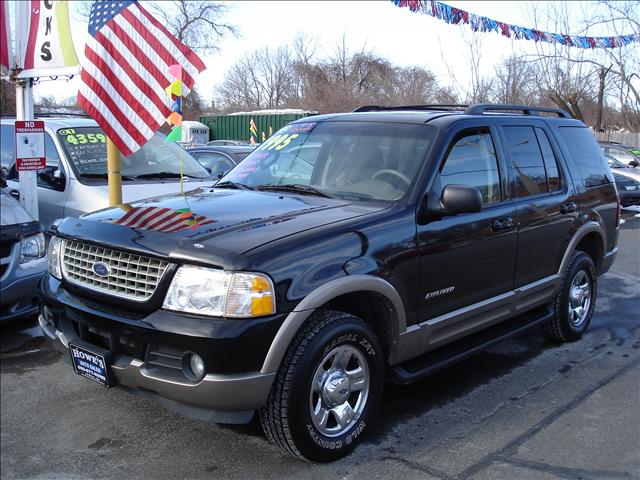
[259,310,384,462]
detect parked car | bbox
[187,145,255,178]
[207,140,250,146]
[40,104,619,462]
[598,140,640,167]
[1,117,213,230]
[607,153,640,206]
[1,185,47,323]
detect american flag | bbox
[78,1,205,156]
[115,206,215,233]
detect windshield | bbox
[56,127,210,182]
[221,121,434,201]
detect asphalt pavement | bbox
[2,211,639,480]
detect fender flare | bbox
[260,275,406,374]
[558,221,606,275]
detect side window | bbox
[503,126,548,198]
[37,134,63,190]
[1,125,16,174]
[440,129,501,204]
[558,127,610,187]
[534,128,561,192]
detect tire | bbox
[259,310,384,462]
[543,251,597,342]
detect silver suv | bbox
[0,189,46,322]
[1,117,213,229]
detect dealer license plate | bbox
[69,343,111,387]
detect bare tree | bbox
[438,30,492,103]
[491,55,538,105]
[216,46,295,110]
[149,1,236,53]
[525,1,639,129]
[0,80,16,116]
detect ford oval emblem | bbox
[92,261,111,277]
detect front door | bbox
[417,126,517,348]
[4,128,68,228]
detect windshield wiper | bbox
[256,184,334,198]
[133,172,201,179]
[213,180,253,190]
[80,173,136,181]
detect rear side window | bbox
[503,126,548,198]
[534,128,562,192]
[439,129,501,204]
[558,127,610,187]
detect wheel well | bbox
[320,291,397,361]
[574,232,604,272]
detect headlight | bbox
[20,233,46,264]
[48,236,63,279]
[162,265,276,318]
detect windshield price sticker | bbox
[15,121,46,171]
[261,133,300,151]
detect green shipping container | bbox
[199,113,313,142]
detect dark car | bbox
[207,139,251,146]
[598,140,640,167]
[612,171,640,207]
[187,145,255,178]
[40,104,619,462]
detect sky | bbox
[27,1,629,106]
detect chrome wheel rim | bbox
[568,270,591,327]
[309,344,370,438]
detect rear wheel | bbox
[259,310,383,462]
[543,251,597,342]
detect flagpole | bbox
[106,138,122,206]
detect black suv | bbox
[39,104,619,462]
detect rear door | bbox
[417,124,517,344]
[497,122,577,287]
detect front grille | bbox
[61,240,170,301]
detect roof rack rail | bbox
[352,104,468,113]
[464,104,572,118]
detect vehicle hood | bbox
[68,178,213,216]
[55,188,386,269]
[0,190,34,226]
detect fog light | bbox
[185,352,205,380]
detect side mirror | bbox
[421,184,483,222]
[38,167,65,191]
[629,159,639,168]
[441,184,483,214]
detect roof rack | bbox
[352,104,468,113]
[352,103,572,118]
[464,104,572,118]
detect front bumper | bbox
[39,276,284,423]
[1,268,45,322]
[619,189,640,207]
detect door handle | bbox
[561,202,577,214]
[9,190,20,200]
[491,217,514,232]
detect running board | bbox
[388,305,553,385]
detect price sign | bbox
[15,121,46,171]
